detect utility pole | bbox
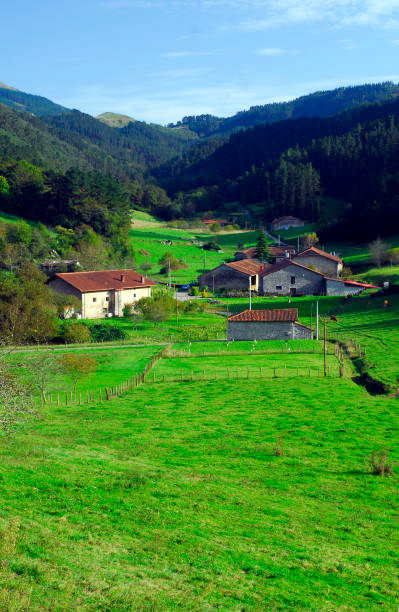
[310,302,313,338]
[212,274,215,293]
[249,276,252,310]
[323,317,327,377]
[175,284,178,324]
[203,252,206,274]
[168,259,171,288]
[316,300,319,340]
[297,235,300,252]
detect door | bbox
[290,288,297,297]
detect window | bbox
[93,297,97,302]
[276,285,282,290]
[134,293,136,298]
[105,297,109,302]
[290,276,296,284]
[251,275,256,286]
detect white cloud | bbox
[155,67,212,78]
[163,51,214,58]
[258,47,293,55]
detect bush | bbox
[369,448,393,475]
[63,323,91,344]
[189,286,201,296]
[122,303,134,317]
[89,323,128,342]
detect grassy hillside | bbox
[1,375,398,609]
[96,112,136,128]
[129,216,259,283]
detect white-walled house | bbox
[49,269,156,319]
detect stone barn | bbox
[260,261,325,296]
[227,308,313,341]
[293,246,343,278]
[198,259,262,293]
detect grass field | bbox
[82,310,227,344]
[151,351,341,381]
[220,291,399,389]
[129,214,259,284]
[11,346,161,395]
[1,377,398,610]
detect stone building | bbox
[260,261,325,296]
[259,260,378,296]
[49,269,156,319]
[270,216,304,231]
[227,308,312,341]
[198,259,262,293]
[293,246,343,278]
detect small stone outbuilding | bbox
[198,259,262,293]
[270,216,304,231]
[227,308,312,341]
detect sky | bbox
[2,0,399,124]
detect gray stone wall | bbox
[293,254,341,277]
[325,279,362,296]
[261,263,324,296]
[292,323,313,339]
[228,320,312,340]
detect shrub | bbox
[122,303,134,317]
[63,323,91,344]
[189,286,201,296]
[209,222,221,233]
[369,448,393,475]
[274,435,285,457]
[89,323,128,342]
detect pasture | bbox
[129,214,258,283]
[220,291,399,388]
[0,376,398,610]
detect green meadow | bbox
[1,377,398,610]
[129,214,258,284]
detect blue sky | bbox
[2,0,399,124]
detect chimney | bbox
[141,275,145,284]
[120,274,126,282]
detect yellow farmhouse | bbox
[49,269,157,319]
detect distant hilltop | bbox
[97,112,136,128]
[0,82,19,91]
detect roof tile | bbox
[228,308,298,322]
[55,270,157,293]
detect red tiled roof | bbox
[224,259,262,275]
[235,246,258,257]
[343,280,379,289]
[228,308,298,322]
[203,219,227,224]
[295,246,342,263]
[259,259,325,278]
[55,270,157,293]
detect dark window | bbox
[291,276,296,284]
[105,297,109,302]
[93,297,97,302]
[251,275,256,285]
[276,285,282,290]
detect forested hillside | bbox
[157,97,399,238]
[0,84,68,116]
[170,82,399,136]
[43,110,198,173]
